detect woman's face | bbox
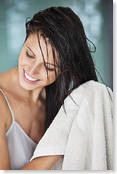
[18,33,59,90]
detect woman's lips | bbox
[23,70,40,84]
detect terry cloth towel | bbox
[30,80,113,170]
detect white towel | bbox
[31,80,113,170]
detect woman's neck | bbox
[28,87,46,104]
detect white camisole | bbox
[0,88,37,169]
[0,88,63,170]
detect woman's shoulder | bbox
[0,68,17,131]
[0,89,12,133]
[0,68,18,93]
[0,68,13,88]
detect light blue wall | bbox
[0,0,113,88]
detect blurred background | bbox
[0,0,113,88]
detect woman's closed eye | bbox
[44,63,56,71]
[26,51,35,59]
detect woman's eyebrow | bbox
[26,46,36,57]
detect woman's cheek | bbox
[19,57,31,67]
[47,72,57,84]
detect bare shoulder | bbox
[0,91,12,133]
[0,68,18,94]
[0,68,13,87]
[0,69,16,133]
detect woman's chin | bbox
[20,82,32,90]
[19,78,32,90]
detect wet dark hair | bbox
[25,6,98,129]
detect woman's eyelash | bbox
[45,64,55,71]
[26,51,35,58]
[25,52,56,71]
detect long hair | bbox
[25,6,98,129]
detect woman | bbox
[0,7,113,170]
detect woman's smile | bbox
[23,69,40,84]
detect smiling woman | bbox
[18,33,59,91]
[0,6,113,170]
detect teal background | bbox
[0,0,113,88]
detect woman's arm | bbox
[0,93,11,169]
[0,132,10,169]
[21,155,63,170]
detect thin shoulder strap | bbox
[0,88,15,121]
